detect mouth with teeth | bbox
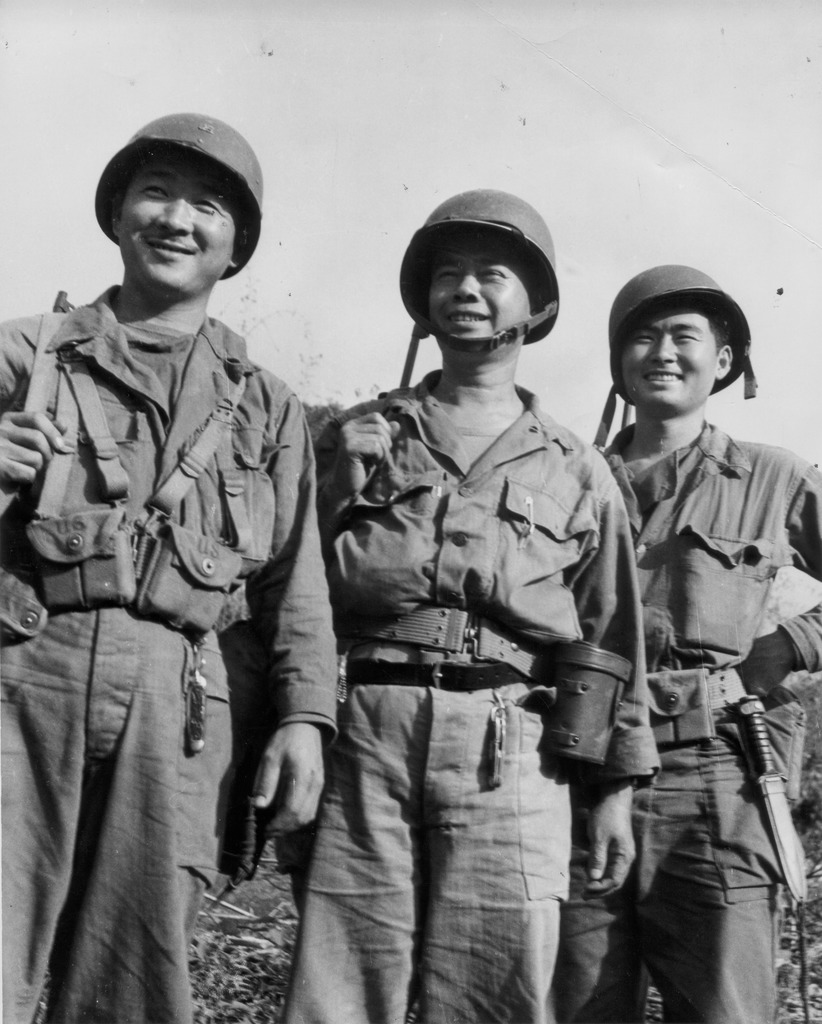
[644,371,682,382]
[448,312,489,323]
[144,237,195,256]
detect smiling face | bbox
[427,230,534,346]
[113,150,241,308]
[620,307,732,420]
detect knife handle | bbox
[736,695,777,776]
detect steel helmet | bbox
[95,113,263,278]
[399,189,559,345]
[608,265,754,402]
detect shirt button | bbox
[451,532,468,547]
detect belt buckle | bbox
[463,614,478,659]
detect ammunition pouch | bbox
[134,521,242,635]
[647,667,747,746]
[542,641,631,764]
[0,567,48,641]
[26,507,136,612]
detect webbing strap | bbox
[149,374,248,519]
[593,385,618,451]
[36,364,80,518]
[24,314,64,413]
[62,358,130,501]
[743,354,758,400]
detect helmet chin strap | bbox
[431,301,558,351]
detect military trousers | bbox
[1,608,232,1024]
[285,678,570,1024]
[553,703,805,1024]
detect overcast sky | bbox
[1,0,821,464]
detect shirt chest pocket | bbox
[356,466,443,517]
[500,478,599,580]
[667,524,793,653]
[677,525,791,582]
[219,426,278,563]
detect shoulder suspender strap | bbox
[149,373,248,518]
[35,361,81,519]
[61,358,130,502]
[593,385,618,451]
[23,314,64,413]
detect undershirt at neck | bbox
[455,424,501,465]
[122,322,197,414]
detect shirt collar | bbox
[401,370,575,453]
[607,421,750,476]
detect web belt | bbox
[343,607,552,682]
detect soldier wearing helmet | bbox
[554,266,822,1024]
[0,115,337,1023]
[284,191,657,1024]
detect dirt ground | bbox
[190,862,822,1023]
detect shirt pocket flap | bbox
[357,467,442,508]
[232,426,265,469]
[505,478,598,541]
[677,525,778,569]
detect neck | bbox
[623,408,706,465]
[113,283,210,335]
[434,354,521,409]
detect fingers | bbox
[334,412,399,493]
[251,723,324,834]
[583,832,635,899]
[0,411,75,487]
[339,412,398,463]
[583,783,635,899]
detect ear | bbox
[229,227,247,269]
[111,195,124,240]
[715,344,733,381]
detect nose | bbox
[156,198,194,233]
[453,273,480,300]
[648,332,677,361]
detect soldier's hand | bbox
[584,779,635,899]
[0,411,74,488]
[251,722,324,834]
[333,412,401,494]
[740,629,799,696]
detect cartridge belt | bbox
[346,660,525,692]
[343,607,551,682]
[648,666,747,747]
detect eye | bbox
[432,267,459,283]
